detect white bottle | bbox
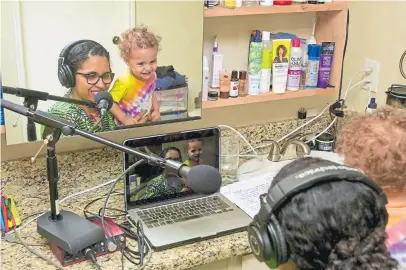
[259,31,272,94]
[287,38,303,91]
[260,0,273,6]
[202,56,209,101]
[210,37,223,88]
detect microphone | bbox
[3,86,97,108]
[94,92,113,117]
[0,99,222,194]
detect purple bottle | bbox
[317,42,335,89]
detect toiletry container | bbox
[317,42,335,89]
[260,0,273,6]
[238,71,247,97]
[210,37,223,89]
[220,70,231,99]
[248,30,262,95]
[202,56,210,101]
[243,0,259,6]
[287,38,303,91]
[274,0,292,5]
[365,97,378,115]
[229,70,239,98]
[306,44,321,88]
[259,31,272,94]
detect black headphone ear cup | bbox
[58,64,75,89]
[268,214,289,267]
[247,222,272,263]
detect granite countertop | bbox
[0,148,251,270]
[1,115,351,269]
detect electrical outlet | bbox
[363,58,380,93]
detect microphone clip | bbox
[329,99,345,118]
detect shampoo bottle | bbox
[210,36,223,89]
[317,42,335,88]
[248,30,262,95]
[202,56,210,101]
[286,38,303,91]
[259,31,272,93]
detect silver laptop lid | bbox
[123,127,221,211]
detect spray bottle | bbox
[210,36,223,89]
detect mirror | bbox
[1,1,203,145]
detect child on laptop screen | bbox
[183,139,204,167]
[110,26,161,126]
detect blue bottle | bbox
[306,44,321,88]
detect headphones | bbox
[57,39,105,89]
[247,159,388,269]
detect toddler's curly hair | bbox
[118,26,162,63]
[336,106,406,189]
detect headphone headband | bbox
[248,159,388,269]
[58,39,94,69]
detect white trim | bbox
[129,1,136,28]
[12,0,28,142]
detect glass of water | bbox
[220,136,240,185]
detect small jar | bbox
[222,0,236,8]
[208,90,219,101]
[243,0,259,6]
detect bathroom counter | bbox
[0,148,253,270]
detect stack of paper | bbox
[220,172,276,218]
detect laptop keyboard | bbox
[135,196,234,228]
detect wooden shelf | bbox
[203,87,336,109]
[204,2,347,17]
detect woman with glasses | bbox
[45,40,116,133]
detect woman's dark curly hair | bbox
[271,157,398,270]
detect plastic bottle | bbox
[306,44,321,88]
[274,0,292,4]
[260,0,273,6]
[248,30,262,95]
[202,56,209,101]
[210,36,223,89]
[259,31,272,93]
[287,38,303,91]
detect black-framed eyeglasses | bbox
[75,72,115,85]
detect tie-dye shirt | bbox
[109,70,156,125]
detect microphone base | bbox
[37,210,105,254]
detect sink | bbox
[236,151,345,182]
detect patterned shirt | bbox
[109,70,156,125]
[41,101,116,136]
[143,174,184,199]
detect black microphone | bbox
[3,86,97,108]
[94,92,113,117]
[0,99,222,194]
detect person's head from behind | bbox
[266,157,397,270]
[336,106,406,190]
[60,40,113,102]
[185,139,204,163]
[118,26,161,82]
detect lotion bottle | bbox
[287,38,302,91]
[202,56,210,101]
[210,36,223,89]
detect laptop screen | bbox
[123,127,220,208]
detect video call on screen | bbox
[125,130,219,205]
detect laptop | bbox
[123,127,252,250]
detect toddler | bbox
[183,139,204,167]
[110,26,161,125]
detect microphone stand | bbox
[0,99,192,254]
[3,86,97,142]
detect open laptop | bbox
[123,127,252,250]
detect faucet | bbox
[262,139,311,162]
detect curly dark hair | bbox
[271,157,398,270]
[336,106,406,189]
[276,45,287,57]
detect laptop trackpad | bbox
[180,220,220,237]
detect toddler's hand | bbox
[122,116,136,126]
[150,110,161,122]
[133,111,148,124]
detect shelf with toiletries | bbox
[204,2,346,17]
[202,1,348,108]
[203,87,336,108]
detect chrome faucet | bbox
[262,139,311,162]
